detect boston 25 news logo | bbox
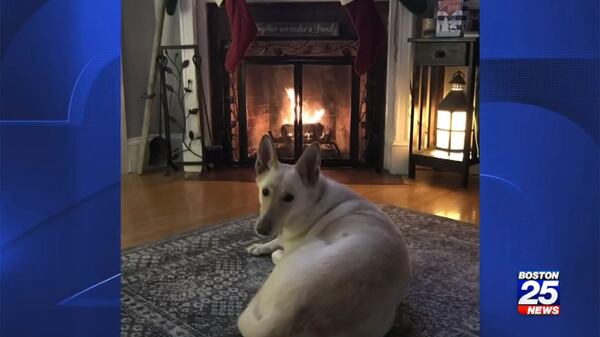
[517,271,560,315]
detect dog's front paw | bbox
[271,249,284,264]
[246,243,273,256]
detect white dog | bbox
[238,135,411,337]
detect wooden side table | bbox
[407,37,480,187]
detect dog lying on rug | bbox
[238,135,411,337]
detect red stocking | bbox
[224,0,258,72]
[344,0,387,75]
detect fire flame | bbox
[284,88,325,125]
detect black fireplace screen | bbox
[244,63,353,161]
[245,64,294,160]
[302,64,352,159]
[235,57,361,165]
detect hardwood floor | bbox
[198,167,406,185]
[122,168,479,249]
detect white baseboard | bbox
[386,142,410,175]
[125,133,183,174]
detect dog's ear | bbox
[295,142,321,186]
[256,134,278,175]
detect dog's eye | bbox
[282,194,295,202]
[262,188,269,197]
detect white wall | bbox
[383,1,414,174]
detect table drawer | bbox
[414,43,467,66]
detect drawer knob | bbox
[433,50,446,58]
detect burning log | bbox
[279,123,328,144]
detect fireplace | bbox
[236,41,364,164]
[245,62,356,160]
[206,2,388,169]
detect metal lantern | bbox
[436,71,468,153]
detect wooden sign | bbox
[256,22,339,37]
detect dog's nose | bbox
[255,217,272,236]
[256,225,270,236]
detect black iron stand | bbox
[158,55,178,173]
[156,44,215,175]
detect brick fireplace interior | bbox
[205,2,389,169]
